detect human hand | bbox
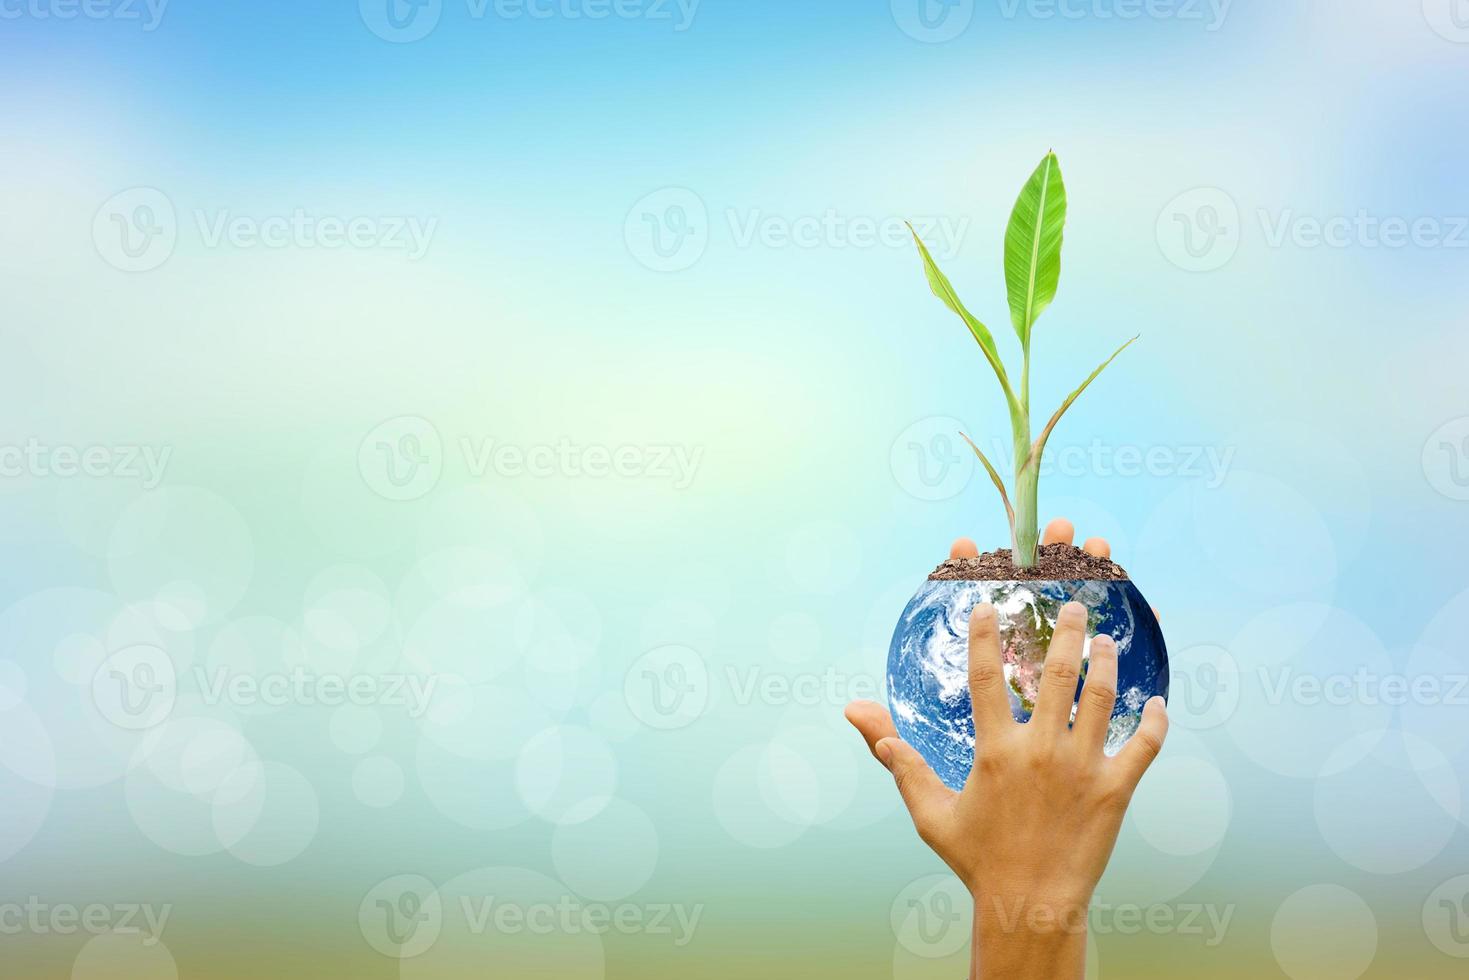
[845,518,1168,980]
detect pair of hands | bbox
[845,518,1169,979]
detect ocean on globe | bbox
[886,578,1168,791]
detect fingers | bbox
[1071,634,1117,751]
[875,736,954,830]
[1042,518,1075,547]
[846,702,955,835]
[1032,601,1088,731]
[844,700,899,756]
[967,604,1012,737]
[1113,696,1169,785]
[957,524,1110,559]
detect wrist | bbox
[970,892,1088,980]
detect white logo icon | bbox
[360,0,443,42]
[359,875,442,957]
[1156,187,1241,272]
[891,0,975,43]
[359,416,443,501]
[93,187,177,273]
[92,644,177,730]
[891,416,974,502]
[624,188,709,272]
[624,645,710,729]
[1424,417,1469,501]
[1424,0,1469,42]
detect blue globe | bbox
[886,578,1168,790]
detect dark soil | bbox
[929,543,1129,581]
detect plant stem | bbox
[1013,460,1040,567]
[1013,344,1037,567]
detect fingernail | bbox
[875,738,895,770]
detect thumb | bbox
[876,737,953,832]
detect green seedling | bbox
[908,151,1136,568]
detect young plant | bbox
[907,152,1136,569]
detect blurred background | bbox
[1,1,1467,976]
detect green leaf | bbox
[1004,152,1067,350]
[1028,335,1138,469]
[958,431,1015,535]
[907,223,1021,416]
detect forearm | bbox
[969,895,1088,980]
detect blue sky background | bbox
[2,1,1469,977]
